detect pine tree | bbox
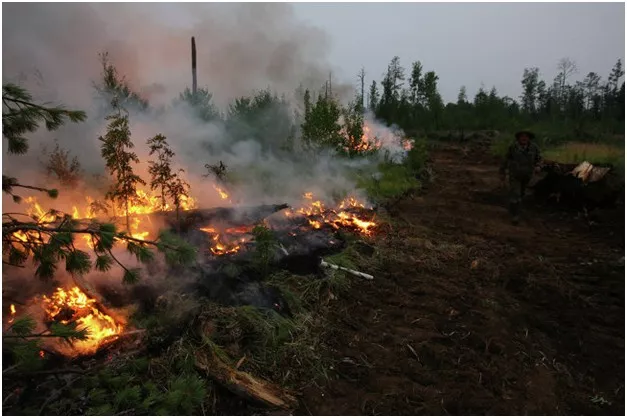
[3,84,196,285]
[147,134,176,210]
[41,141,83,188]
[146,133,191,223]
[457,86,468,105]
[167,171,191,225]
[178,87,221,122]
[368,80,379,113]
[99,98,146,232]
[94,52,148,110]
[2,83,86,155]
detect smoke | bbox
[2,3,373,211]
[2,3,335,107]
[2,4,411,317]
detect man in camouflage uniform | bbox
[499,130,542,224]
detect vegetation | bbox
[367,56,624,140]
[147,133,191,221]
[40,141,83,188]
[3,46,623,416]
[2,74,195,383]
[99,98,146,232]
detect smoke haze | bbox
[2,3,406,216]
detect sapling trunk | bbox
[125,198,130,233]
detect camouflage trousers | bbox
[508,175,531,204]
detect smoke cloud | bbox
[2,3,334,107]
[2,4,419,333]
[2,2,379,211]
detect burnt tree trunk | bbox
[191,36,197,96]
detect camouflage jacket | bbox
[500,141,542,178]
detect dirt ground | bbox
[298,145,625,415]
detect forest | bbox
[2,47,625,416]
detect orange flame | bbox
[41,286,124,356]
[213,185,230,201]
[293,193,376,236]
[21,189,198,250]
[8,304,16,324]
[199,226,249,255]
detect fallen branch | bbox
[195,349,297,410]
[68,203,290,230]
[320,259,373,280]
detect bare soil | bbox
[298,145,625,415]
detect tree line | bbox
[365,56,624,138]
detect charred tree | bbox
[191,36,198,97]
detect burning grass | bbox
[2,194,382,415]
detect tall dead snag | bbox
[191,36,197,96]
[195,350,297,410]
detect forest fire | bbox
[350,121,414,154]
[22,189,198,245]
[292,193,377,236]
[40,286,124,356]
[193,193,375,257]
[199,226,251,255]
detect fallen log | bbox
[72,275,129,327]
[320,259,374,280]
[72,204,289,231]
[195,349,297,410]
[170,203,289,230]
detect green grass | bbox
[356,162,420,202]
[542,142,624,166]
[491,132,624,166]
[354,137,429,203]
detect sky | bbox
[2,2,625,107]
[292,2,625,103]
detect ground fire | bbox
[10,182,377,360]
[40,286,124,357]
[351,121,414,154]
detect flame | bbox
[8,304,16,324]
[39,350,45,358]
[199,225,249,255]
[309,220,322,229]
[292,193,376,236]
[24,197,57,223]
[20,189,197,250]
[343,121,413,154]
[213,185,230,201]
[41,286,124,356]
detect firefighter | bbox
[499,130,543,224]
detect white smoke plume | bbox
[2,2,372,213]
[2,4,417,326]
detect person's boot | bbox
[509,202,520,225]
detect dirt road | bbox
[300,145,625,415]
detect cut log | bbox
[195,349,297,410]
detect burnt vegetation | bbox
[2,48,624,417]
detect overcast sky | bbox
[2,3,624,107]
[292,2,625,103]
